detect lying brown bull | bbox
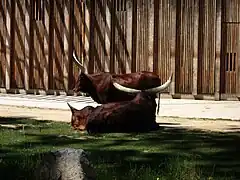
[72,52,165,114]
[68,74,172,134]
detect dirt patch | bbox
[0,105,239,133]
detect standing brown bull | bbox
[72,52,168,114]
[68,74,172,134]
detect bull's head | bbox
[72,52,89,93]
[112,73,173,94]
[67,102,95,131]
[72,72,92,93]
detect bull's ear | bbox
[81,72,93,84]
[81,72,90,79]
[67,103,78,113]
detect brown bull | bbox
[72,52,166,114]
[68,74,172,134]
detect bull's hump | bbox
[113,75,141,88]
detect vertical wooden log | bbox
[126,0,132,73]
[63,0,71,91]
[0,0,6,88]
[215,0,222,100]
[48,0,54,90]
[44,0,50,91]
[144,0,149,71]
[170,0,176,95]
[148,0,154,72]
[192,0,199,96]
[105,0,111,72]
[131,0,137,72]
[24,0,30,91]
[84,0,90,74]
[5,0,11,90]
[110,0,115,73]
[153,0,159,74]
[88,0,95,73]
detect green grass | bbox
[0,117,239,180]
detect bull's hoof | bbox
[150,123,160,131]
[86,128,98,135]
[87,129,93,135]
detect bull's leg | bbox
[156,93,161,115]
[86,124,97,135]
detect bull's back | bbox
[86,71,161,104]
[112,71,161,90]
[86,100,156,133]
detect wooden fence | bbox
[0,0,239,100]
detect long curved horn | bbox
[73,51,84,68]
[67,102,78,113]
[145,73,173,93]
[112,82,142,93]
[113,73,173,94]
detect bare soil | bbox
[0,105,239,133]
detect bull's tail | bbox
[156,93,160,115]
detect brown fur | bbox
[73,71,161,104]
[68,92,159,134]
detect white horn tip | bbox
[169,73,173,82]
[73,51,84,68]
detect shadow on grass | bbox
[0,120,239,179]
[0,116,52,125]
[0,116,57,131]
